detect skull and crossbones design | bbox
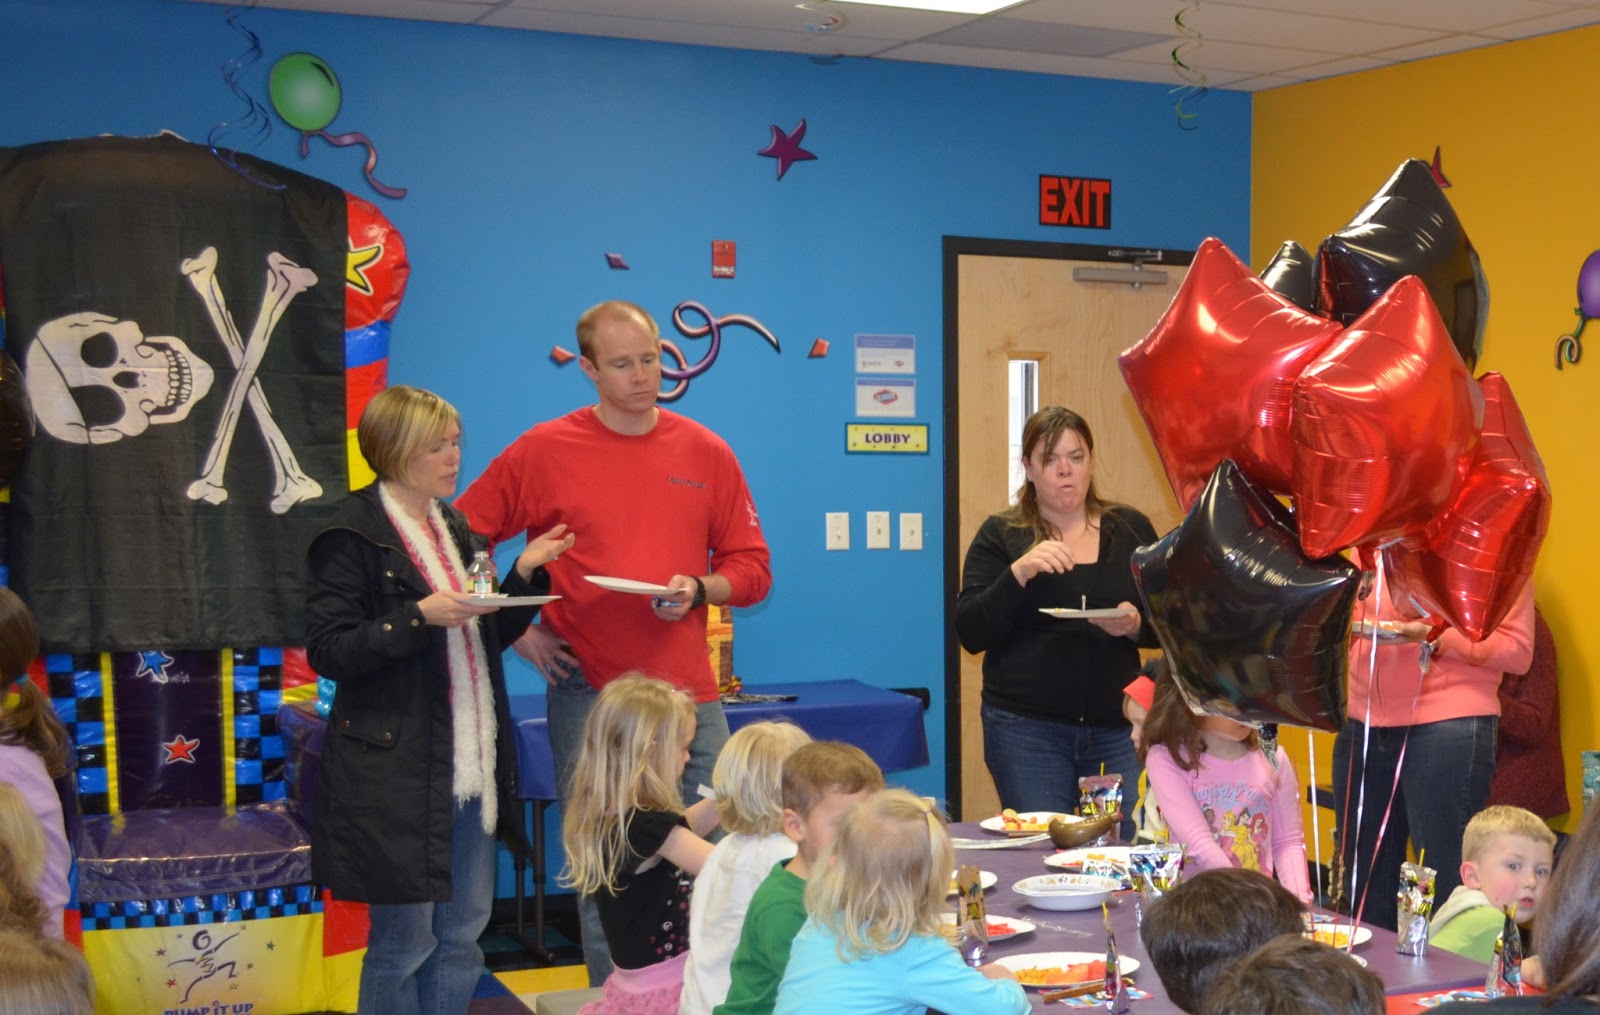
[25,248,323,514]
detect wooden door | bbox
[945,240,1190,819]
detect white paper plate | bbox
[979,811,1075,834]
[1012,873,1121,911]
[1039,607,1138,620]
[584,575,677,595]
[1042,845,1135,872]
[1304,925,1373,949]
[947,870,998,895]
[939,912,1036,942]
[464,594,561,607]
[990,951,1140,989]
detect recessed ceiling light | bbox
[828,0,1023,14]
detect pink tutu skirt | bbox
[578,951,690,1015]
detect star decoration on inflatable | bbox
[162,733,201,765]
[136,649,176,684]
[1131,459,1362,732]
[757,119,817,180]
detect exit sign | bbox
[1039,174,1112,229]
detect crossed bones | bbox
[180,248,322,514]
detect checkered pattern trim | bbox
[46,654,111,816]
[232,648,286,806]
[78,883,320,931]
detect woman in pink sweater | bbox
[1332,577,1535,930]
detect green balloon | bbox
[269,52,342,133]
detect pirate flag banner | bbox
[0,134,407,651]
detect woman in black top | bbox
[956,406,1158,817]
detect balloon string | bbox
[1307,728,1323,905]
[313,129,408,199]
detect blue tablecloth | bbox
[510,678,930,801]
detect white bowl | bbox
[1013,873,1121,911]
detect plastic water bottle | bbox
[467,551,497,596]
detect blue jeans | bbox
[547,669,730,986]
[1331,716,1498,931]
[358,795,495,1015]
[980,703,1143,841]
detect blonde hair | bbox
[0,784,49,938]
[1463,805,1556,863]
[0,928,94,1015]
[714,721,812,836]
[560,674,696,895]
[782,741,884,817]
[356,385,461,484]
[576,300,660,361]
[805,788,951,961]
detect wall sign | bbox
[1039,174,1111,229]
[847,423,928,453]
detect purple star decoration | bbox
[757,119,817,180]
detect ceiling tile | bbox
[1009,0,1441,54]
[878,41,1256,87]
[1192,0,1580,33]
[1371,33,1505,61]
[224,0,494,19]
[500,0,968,38]
[1476,6,1600,38]
[481,6,892,55]
[1108,37,1346,75]
[922,18,1168,57]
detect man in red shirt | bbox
[456,299,772,982]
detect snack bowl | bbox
[1013,873,1121,912]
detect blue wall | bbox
[1,0,1250,894]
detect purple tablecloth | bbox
[950,822,1488,1012]
[511,679,930,801]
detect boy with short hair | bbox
[1139,867,1307,1013]
[713,742,885,1015]
[1430,804,1555,963]
[1202,934,1385,1015]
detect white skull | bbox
[25,311,215,445]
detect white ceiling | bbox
[187,0,1600,91]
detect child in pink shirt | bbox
[1139,670,1311,903]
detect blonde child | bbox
[1430,804,1555,963]
[561,675,721,1015]
[716,742,885,1015]
[0,784,49,937]
[773,789,1029,1015]
[1140,671,1311,902]
[1124,668,1167,844]
[0,589,70,938]
[0,927,94,1014]
[680,721,814,1015]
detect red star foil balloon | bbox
[1384,372,1550,641]
[1120,237,1342,510]
[1131,458,1362,731]
[1290,275,1482,559]
[1315,158,1488,370]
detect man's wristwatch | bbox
[689,576,707,609]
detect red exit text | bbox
[1039,175,1112,229]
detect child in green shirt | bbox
[714,742,883,1015]
[1431,805,1555,962]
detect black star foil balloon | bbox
[1315,158,1489,370]
[1259,239,1317,313]
[1131,459,1363,732]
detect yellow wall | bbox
[1253,26,1600,861]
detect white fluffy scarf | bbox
[379,482,498,834]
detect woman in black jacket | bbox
[956,406,1158,820]
[306,385,573,1015]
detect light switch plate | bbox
[900,512,923,550]
[826,512,849,551]
[866,511,890,549]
